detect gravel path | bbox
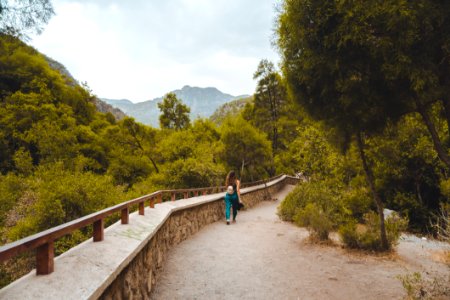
[151,184,449,300]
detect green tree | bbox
[276,0,412,249]
[157,92,191,130]
[252,59,288,154]
[220,116,272,181]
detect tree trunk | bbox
[241,159,245,181]
[441,98,450,141]
[356,132,389,250]
[148,155,159,173]
[416,100,450,169]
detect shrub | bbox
[278,179,346,241]
[277,183,306,221]
[339,211,408,251]
[341,186,372,221]
[294,203,333,240]
[339,220,360,248]
[6,164,125,242]
[398,272,450,300]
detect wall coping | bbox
[0,175,289,299]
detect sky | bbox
[30,0,281,102]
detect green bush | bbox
[294,203,333,240]
[6,164,125,242]
[278,179,346,240]
[339,211,408,251]
[341,186,372,221]
[277,183,306,221]
[339,220,360,248]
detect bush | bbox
[341,186,372,221]
[294,203,333,240]
[277,183,306,221]
[278,179,346,240]
[6,164,125,242]
[339,211,408,251]
[398,272,450,300]
[339,220,360,248]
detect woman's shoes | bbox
[226,220,230,225]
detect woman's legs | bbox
[231,197,239,221]
[224,195,232,224]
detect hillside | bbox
[103,86,249,127]
[210,96,253,125]
[44,56,127,120]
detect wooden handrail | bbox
[0,174,285,275]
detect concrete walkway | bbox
[150,184,448,300]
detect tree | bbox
[252,59,288,154]
[367,1,450,169]
[106,117,159,174]
[276,0,412,249]
[220,116,272,181]
[157,92,191,130]
[0,0,54,39]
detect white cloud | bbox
[31,0,280,102]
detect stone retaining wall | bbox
[99,176,297,300]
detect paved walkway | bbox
[151,184,448,300]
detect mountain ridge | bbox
[103,86,249,127]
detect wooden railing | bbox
[0,176,281,275]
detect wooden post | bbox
[36,242,54,275]
[194,191,199,197]
[184,192,188,199]
[171,193,176,201]
[149,197,155,208]
[202,190,207,196]
[121,207,129,224]
[157,193,162,204]
[139,201,145,215]
[93,219,104,242]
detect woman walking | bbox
[224,171,242,225]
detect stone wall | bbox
[99,176,297,300]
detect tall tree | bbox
[157,92,191,130]
[277,0,450,250]
[252,59,288,154]
[0,0,54,39]
[276,0,411,249]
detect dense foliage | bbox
[276,0,450,250]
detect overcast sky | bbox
[30,0,281,102]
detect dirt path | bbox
[151,185,449,300]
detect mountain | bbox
[103,86,249,127]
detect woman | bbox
[224,171,242,225]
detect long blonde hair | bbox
[225,171,236,187]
